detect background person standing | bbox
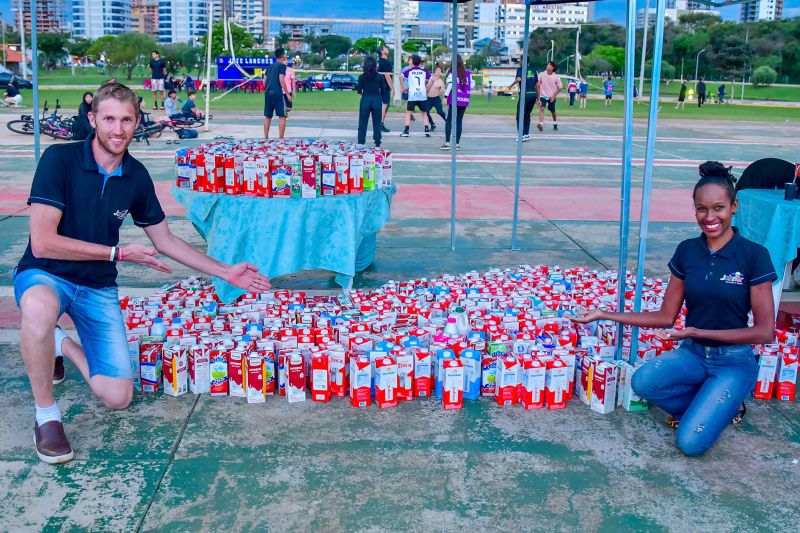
[441,54,471,150]
[399,55,432,138]
[356,57,384,147]
[536,61,563,131]
[263,48,292,139]
[425,66,447,132]
[511,57,538,142]
[697,76,707,107]
[377,46,393,133]
[148,51,167,111]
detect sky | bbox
[1,0,799,27]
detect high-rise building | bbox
[215,0,270,41]
[157,0,209,44]
[14,0,64,33]
[740,0,783,22]
[383,0,420,43]
[72,0,132,39]
[131,0,159,37]
[495,1,590,56]
[636,0,720,28]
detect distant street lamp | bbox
[694,48,706,89]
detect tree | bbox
[466,53,488,72]
[317,35,351,58]
[86,35,116,63]
[303,29,319,53]
[678,13,722,31]
[353,37,383,55]
[645,59,676,81]
[584,45,625,74]
[432,45,450,63]
[303,53,324,67]
[161,43,201,75]
[108,32,157,80]
[752,65,777,87]
[201,22,256,64]
[402,39,428,55]
[37,32,70,66]
[323,58,341,71]
[275,31,291,48]
[582,56,612,75]
[67,37,93,59]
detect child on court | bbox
[579,79,588,109]
[603,75,615,107]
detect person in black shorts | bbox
[377,46,393,133]
[148,51,166,111]
[263,48,292,139]
[676,80,687,109]
[697,76,707,107]
[511,57,538,142]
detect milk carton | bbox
[328,345,348,397]
[461,349,482,401]
[754,354,779,399]
[362,153,376,191]
[435,349,456,399]
[270,162,292,197]
[228,350,247,397]
[775,355,798,401]
[590,361,618,414]
[321,169,336,196]
[495,354,520,406]
[349,157,364,193]
[163,344,188,397]
[588,344,616,362]
[442,358,465,410]
[188,344,210,394]
[334,155,350,194]
[616,361,648,411]
[140,342,163,393]
[577,356,597,406]
[209,348,229,396]
[301,157,319,199]
[375,356,399,408]
[310,352,331,402]
[413,348,433,397]
[286,353,306,403]
[128,334,141,389]
[545,357,569,410]
[481,354,497,397]
[349,354,372,408]
[396,350,414,401]
[246,354,266,403]
[380,152,392,188]
[520,356,546,410]
[261,349,276,396]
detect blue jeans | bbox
[13,268,131,379]
[632,339,757,457]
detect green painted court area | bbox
[0,108,798,531]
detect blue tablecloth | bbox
[734,189,800,282]
[173,186,395,302]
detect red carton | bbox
[349,157,364,193]
[188,344,210,394]
[140,342,163,393]
[775,355,798,401]
[246,354,266,403]
[270,162,292,197]
[242,157,259,196]
[495,354,520,406]
[209,348,229,396]
[589,361,616,414]
[224,156,240,195]
[334,155,349,194]
[310,352,331,402]
[328,346,348,397]
[413,348,433,397]
[301,156,319,199]
[349,354,372,408]
[520,356,546,409]
[228,350,246,397]
[442,358,465,410]
[163,345,188,397]
[754,354,779,399]
[286,353,306,403]
[375,356,399,408]
[256,157,271,197]
[395,349,414,401]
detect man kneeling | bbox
[14,83,271,464]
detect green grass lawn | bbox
[13,87,799,123]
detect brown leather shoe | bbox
[34,421,74,464]
[53,356,65,385]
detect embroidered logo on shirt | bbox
[113,209,128,220]
[720,272,744,285]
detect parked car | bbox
[328,73,358,91]
[0,73,33,89]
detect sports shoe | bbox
[430,123,437,132]
[440,142,450,150]
[400,129,410,137]
[553,124,558,131]
[34,421,74,464]
[536,122,544,132]
[381,123,390,133]
[456,144,461,150]
[424,126,431,138]
[522,134,530,142]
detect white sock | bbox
[54,327,69,358]
[35,402,62,426]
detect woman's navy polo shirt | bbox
[668,228,777,347]
[16,135,165,289]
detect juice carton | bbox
[616,361,648,411]
[301,157,319,199]
[270,162,292,197]
[349,157,364,193]
[461,349,482,400]
[262,349,276,396]
[163,344,188,397]
[442,358,465,410]
[140,342,163,393]
[228,350,247,397]
[349,354,372,408]
[334,155,350,194]
[127,334,141,389]
[396,350,414,401]
[328,345,348,397]
[209,348,229,396]
[375,356,399,408]
[775,355,798,401]
[520,356,546,410]
[362,153,376,191]
[413,348,433,397]
[495,354,520,406]
[590,361,618,414]
[188,344,210,394]
[481,353,497,397]
[310,352,331,402]
[246,354,266,403]
[754,354,779,399]
[287,353,306,403]
[435,349,456,399]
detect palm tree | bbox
[303,29,318,53]
[275,31,291,48]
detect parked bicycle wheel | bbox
[7,119,35,135]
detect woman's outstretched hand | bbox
[568,308,605,324]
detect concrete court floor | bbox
[0,109,798,531]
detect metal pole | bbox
[450,0,458,251]
[30,0,39,164]
[630,0,667,359]
[638,0,649,99]
[574,25,580,78]
[393,0,402,106]
[615,0,637,357]
[741,25,748,103]
[511,3,530,251]
[18,0,26,78]
[204,0,213,132]
[2,14,6,69]
[694,48,705,91]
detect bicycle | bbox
[7,99,75,140]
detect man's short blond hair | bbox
[91,82,140,116]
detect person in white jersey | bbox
[400,55,432,138]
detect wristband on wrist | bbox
[109,246,116,262]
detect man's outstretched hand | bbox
[223,262,272,292]
[121,243,172,273]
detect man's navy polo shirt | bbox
[668,228,777,347]
[16,134,165,288]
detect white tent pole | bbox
[204,0,213,131]
[510,3,530,251]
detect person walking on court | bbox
[536,61,563,131]
[356,57,384,147]
[511,56,538,142]
[676,80,687,109]
[263,48,292,139]
[567,78,578,107]
[602,74,615,107]
[441,54,471,150]
[377,46,393,133]
[400,55,432,138]
[579,78,588,108]
[426,66,447,132]
[697,76,707,107]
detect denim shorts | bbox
[13,268,132,379]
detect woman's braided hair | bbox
[693,161,737,202]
